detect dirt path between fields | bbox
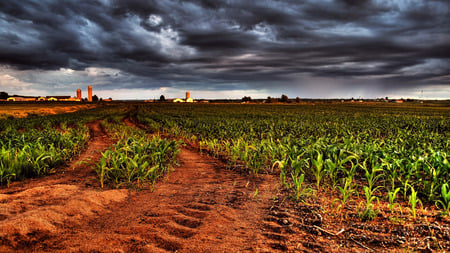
[0,120,282,252]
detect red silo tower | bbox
[77,89,82,100]
[186,91,190,100]
[88,86,92,102]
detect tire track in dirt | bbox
[43,146,279,252]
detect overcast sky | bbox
[0,0,449,99]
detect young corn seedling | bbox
[360,159,383,194]
[324,158,338,189]
[253,188,259,198]
[357,159,383,220]
[273,160,289,188]
[95,153,110,188]
[381,157,399,192]
[291,172,309,202]
[333,176,357,212]
[311,150,325,190]
[358,186,379,221]
[402,179,411,201]
[408,186,422,219]
[387,187,402,214]
[435,183,450,216]
[421,161,440,202]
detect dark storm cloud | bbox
[0,0,449,96]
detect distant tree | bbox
[280,94,288,103]
[92,95,99,102]
[242,96,251,102]
[160,95,166,101]
[385,96,389,100]
[266,96,272,103]
[295,96,300,103]
[0,92,8,99]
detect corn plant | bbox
[273,160,289,188]
[95,120,180,188]
[324,157,338,188]
[311,150,325,190]
[291,172,308,202]
[333,176,357,212]
[435,183,450,216]
[360,159,383,193]
[387,187,402,214]
[408,186,422,219]
[358,186,379,220]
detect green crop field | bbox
[0,105,180,188]
[133,103,450,218]
[1,102,449,219]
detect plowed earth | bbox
[1,121,449,252]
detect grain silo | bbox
[185,91,194,103]
[88,86,92,102]
[77,89,82,99]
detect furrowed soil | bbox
[1,120,449,252]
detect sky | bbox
[0,0,449,100]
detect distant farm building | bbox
[47,96,71,100]
[186,91,193,102]
[173,91,194,103]
[7,97,36,102]
[61,97,81,101]
[5,88,84,102]
[41,96,80,101]
[88,86,93,102]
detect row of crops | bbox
[133,103,450,218]
[0,105,180,188]
[95,116,180,189]
[0,106,112,185]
